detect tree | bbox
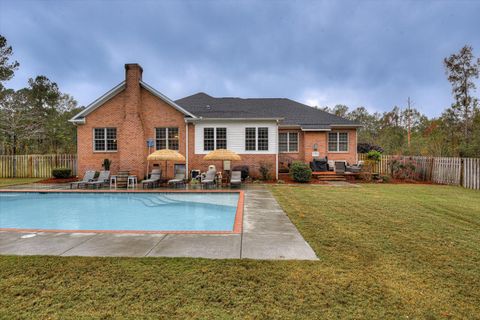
[444,45,480,141]
[0,35,19,93]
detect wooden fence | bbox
[358,154,480,190]
[0,154,77,178]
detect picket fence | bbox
[358,154,480,190]
[0,154,77,178]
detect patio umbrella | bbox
[147,149,186,179]
[203,149,241,179]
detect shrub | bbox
[232,165,249,180]
[366,150,382,162]
[391,160,417,180]
[52,168,72,179]
[289,162,312,183]
[258,161,272,181]
[357,143,384,154]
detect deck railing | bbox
[0,154,77,178]
[358,154,480,190]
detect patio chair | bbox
[230,170,242,188]
[346,162,363,173]
[70,170,96,189]
[201,169,217,189]
[142,168,162,189]
[334,161,347,174]
[168,164,186,188]
[86,170,111,189]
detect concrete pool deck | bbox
[0,186,318,260]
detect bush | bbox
[366,150,382,162]
[357,143,384,154]
[232,165,249,180]
[391,160,417,180]
[289,162,312,183]
[258,161,272,181]
[102,159,112,170]
[52,168,72,179]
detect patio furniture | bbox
[310,157,329,172]
[201,169,217,189]
[127,175,138,188]
[230,170,242,188]
[110,175,117,189]
[168,164,186,188]
[346,162,363,173]
[86,170,110,189]
[334,161,347,174]
[70,170,96,189]
[142,169,162,189]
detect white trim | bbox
[92,127,118,152]
[276,122,279,180]
[279,131,299,153]
[154,127,180,150]
[187,117,282,122]
[301,128,331,132]
[140,81,197,118]
[330,124,363,128]
[70,82,126,123]
[327,131,349,153]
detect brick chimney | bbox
[119,63,146,178]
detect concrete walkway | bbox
[0,186,317,260]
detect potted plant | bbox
[102,159,112,171]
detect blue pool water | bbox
[0,192,239,232]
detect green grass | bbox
[0,178,42,187]
[1,184,479,319]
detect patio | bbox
[0,185,317,260]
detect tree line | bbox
[320,45,480,158]
[0,34,479,157]
[0,35,81,155]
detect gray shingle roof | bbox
[175,92,360,127]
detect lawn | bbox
[0,178,42,187]
[0,184,479,319]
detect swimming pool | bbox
[0,191,243,233]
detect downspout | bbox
[276,120,279,180]
[355,128,358,163]
[185,121,189,177]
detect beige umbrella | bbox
[203,149,241,181]
[147,149,186,179]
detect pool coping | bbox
[0,189,244,235]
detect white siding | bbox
[194,121,278,155]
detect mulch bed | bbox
[37,177,78,184]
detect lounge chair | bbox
[346,162,363,173]
[201,169,217,189]
[70,170,96,189]
[86,170,110,189]
[230,170,242,188]
[168,173,186,188]
[334,161,347,174]
[142,169,162,189]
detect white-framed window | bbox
[156,127,179,150]
[328,132,349,152]
[94,128,117,152]
[279,132,298,153]
[204,127,227,151]
[245,127,269,151]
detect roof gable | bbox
[70,81,196,124]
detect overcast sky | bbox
[1,0,479,117]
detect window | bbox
[245,128,256,151]
[279,132,298,153]
[204,127,226,151]
[216,128,227,149]
[156,127,179,150]
[258,127,269,151]
[328,132,349,152]
[245,127,269,151]
[94,128,117,152]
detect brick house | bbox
[70,64,361,179]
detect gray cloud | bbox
[1,0,479,117]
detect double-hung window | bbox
[204,127,227,151]
[156,127,179,150]
[94,128,117,152]
[279,132,298,153]
[245,127,269,151]
[328,132,348,152]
